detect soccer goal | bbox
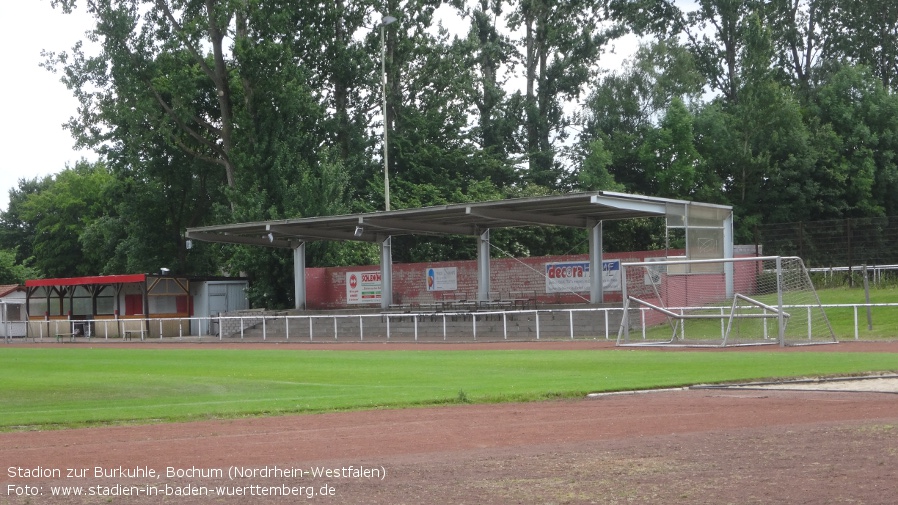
[616,256,836,347]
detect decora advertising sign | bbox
[346,271,382,304]
[545,260,621,293]
[426,267,458,292]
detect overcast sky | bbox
[0,2,98,212]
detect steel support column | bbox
[380,235,393,310]
[293,241,306,310]
[477,229,490,302]
[589,220,604,304]
[724,211,735,298]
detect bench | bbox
[55,332,89,343]
[123,330,145,341]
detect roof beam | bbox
[465,207,586,228]
[590,194,668,215]
[186,231,292,249]
[359,216,477,236]
[266,224,376,243]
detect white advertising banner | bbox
[545,260,621,293]
[346,271,382,304]
[602,260,622,291]
[426,267,458,292]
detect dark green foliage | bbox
[0,249,35,285]
[1,0,896,299]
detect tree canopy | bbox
[2,0,897,307]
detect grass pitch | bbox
[1,347,896,430]
[817,287,898,340]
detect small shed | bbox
[0,284,27,339]
[191,279,250,335]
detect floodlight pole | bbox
[381,15,397,211]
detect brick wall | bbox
[304,250,678,310]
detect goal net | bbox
[616,256,836,347]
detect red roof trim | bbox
[26,274,147,287]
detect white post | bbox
[805,306,812,340]
[620,263,630,342]
[604,310,609,340]
[776,257,786,346]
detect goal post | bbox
[616,256,836,347]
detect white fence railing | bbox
[9,303,898,343]
[619,302,898,343]
[809,264,898,285]
[18,308,622,342]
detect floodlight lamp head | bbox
[354,226,364,238]
[381,15,397,26]
[160,267,170,275]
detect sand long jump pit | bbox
[694,374,898,393]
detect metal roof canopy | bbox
[185,191,734,310]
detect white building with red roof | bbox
[0,284,26,339]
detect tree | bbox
[764,0,831,92]
[0,176,54,266]
[19,161,119,278]
[579,38,704,195]
[99,150,225,275]
[454,0,519,188]
[0,249,36,285]
[577,138,622,192]
[807,63,898,217]
[822,0,898,89]
[47,0,246,194]
[607,0,772,103]
[46,1,360,219]
[694,78,817,238]
[580,71,652,193]
[44,1,381,306]
[510,0,621,189]
[639,97,704,198]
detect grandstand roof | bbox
[186,191,732,248]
